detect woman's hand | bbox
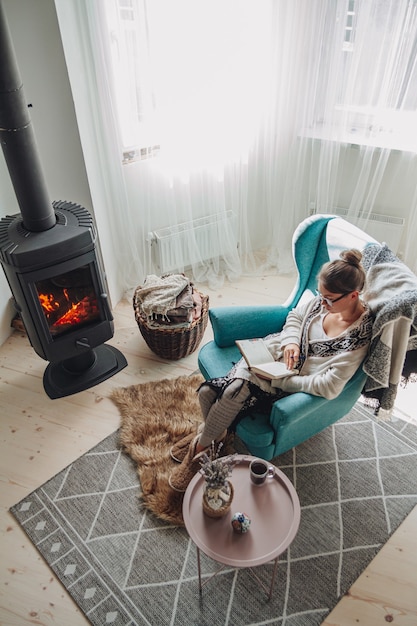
[283,343,300,370]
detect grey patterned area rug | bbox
[10,402,417,626]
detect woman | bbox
[169,249,373,492]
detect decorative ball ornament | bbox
[231,512,251,534]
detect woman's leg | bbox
[197,379,251,450]
[169,378,252,492]
[170,384,220,464]
[198,383,218,420]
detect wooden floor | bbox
[1,273,416,625]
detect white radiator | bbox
[310,207,405,253]
[148,210,237,274]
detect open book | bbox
[235,338,298,381]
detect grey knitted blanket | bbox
[361,244,417,412]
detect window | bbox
[342,0,356,51]
[307,0,417,152]
[102,0,272,165]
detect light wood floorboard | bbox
[1,273,416,625]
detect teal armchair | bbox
[197,214,378,460]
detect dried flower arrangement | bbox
[200,442,238,516]
[199,441,238,488]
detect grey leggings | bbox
[198,379,251,448]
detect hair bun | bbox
[340,249,362,267]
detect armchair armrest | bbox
[209,305,290,348]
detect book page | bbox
[235,338,274,366]
[251,361,298,380]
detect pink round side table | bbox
[182,454,301,600]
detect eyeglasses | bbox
[315,290,350,307]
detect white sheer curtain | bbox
[291,0,417,275]
[56,0,417,296]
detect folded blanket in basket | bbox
[135,274,196,326]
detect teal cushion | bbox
[209,305,289,348]
[243,442,276,461]
[198,342,240,379]
[236,412,274,447]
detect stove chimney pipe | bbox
[0,0,56,232]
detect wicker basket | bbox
[202,481,234,518]
[133,287,209,360]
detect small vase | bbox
[202,480,234,518]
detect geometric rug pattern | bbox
[10,402,417,626]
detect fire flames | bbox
[52,296,99,328]
[38,292,60,313]
[38,290,99,333]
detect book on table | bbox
[235,338,298,380]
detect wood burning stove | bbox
[0,199,128,398]
[0,2,127,398]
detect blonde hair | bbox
[318,249,365,294]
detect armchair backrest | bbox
[286,215,332,308]
[285,214,379,309]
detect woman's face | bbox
[316,282,354,310]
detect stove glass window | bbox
[35,264,101,338]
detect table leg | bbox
[269,557,279,600]
[196,546,202,593]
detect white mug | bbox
[249,458,275,485]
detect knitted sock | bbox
[198,384,218,420]
[198,379,251,449]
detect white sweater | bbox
[234,297,373,400]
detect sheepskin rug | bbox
[111,373,235,526]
